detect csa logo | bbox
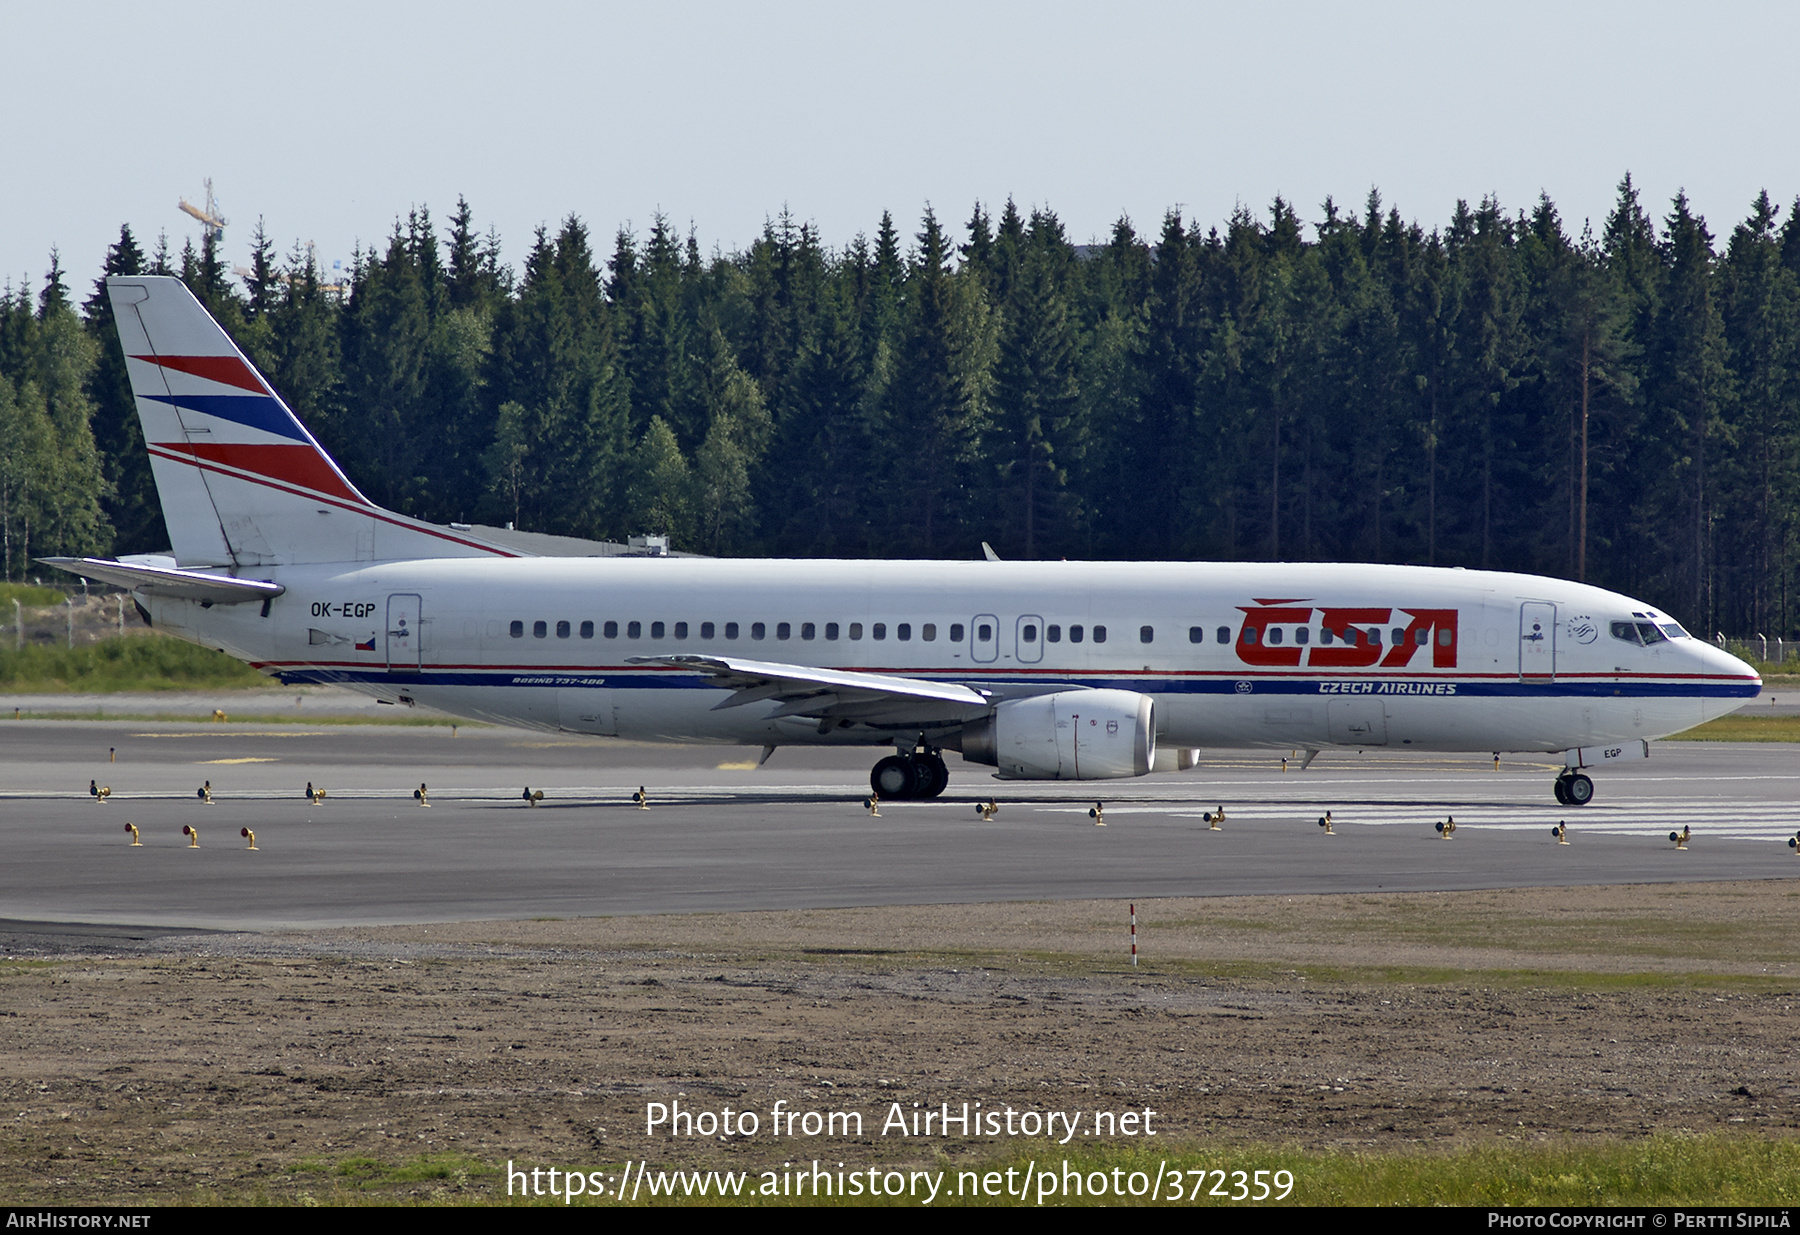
[1234,600,1458,669]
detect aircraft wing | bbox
[625,654,993,725]
[38,557,285,605]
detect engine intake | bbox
[961,689,1156,780]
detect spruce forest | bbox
[4,177,1799,640]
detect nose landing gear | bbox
[870,747,949,800]
[1553,771,1594,806]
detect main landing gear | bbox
[1553,770,1594,806]
[870,748,949,800]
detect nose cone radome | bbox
[1693,641,1762,724]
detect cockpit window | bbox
[1610,621,1643,646]
[1635,622,1667,645]
[1658,622,1689,639]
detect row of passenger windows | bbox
[492,619,1453,648]
[498,619,1130,643]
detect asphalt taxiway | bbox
[1,717,1794,930]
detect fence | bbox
[1715,635,1797,670]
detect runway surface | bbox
[2,718,1796,930]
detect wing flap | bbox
[626,654,992,723]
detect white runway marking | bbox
[1037,799,1800,843]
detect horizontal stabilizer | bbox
[39,557,284,605]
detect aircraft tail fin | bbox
[107,276,513,567]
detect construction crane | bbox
[178,178,228,245]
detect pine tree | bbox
[1718,191,1800,633]
[882,208,992,554]
[625,415,693,543]
[82,225,167,555]
[1646,194,1733,624]
[989,209,1084,557]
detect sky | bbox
[6,0,1799,295]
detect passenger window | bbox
[1268,627,1283,645]
[849,623,863,640]
[674,621,688,639]
[603,620,618,639]
[1138,625,1152,644]
[751,622,766,640]
[651,621,665,639]
[975,624,990,642]
[725,622,739,639]
[825,622,839,640]
[579,620,593,639]
[1293,627,1307,645]
[801,622,815,640]
[1189,626,1204,644]
[1437,628,1453,647]
[1021,625,1037,643]
[510,620,524,638]
[922,624,936,641]
[1391,627,1405,646]
[533,620,547,638]
[627,620,641,639]
[700,621,714,639]
[1048,625,1061,642]
[1368,628,1381,646]
[897,623,911,641]
[1415,628,1428,646]
[1321,628,1335,645]
[556,620,570,638]
[777,622,791,640]
[949,623,964,642]
[874,623,887,640]
[1069,625,1083,643]
[1094,626,1107,643]
[1240,627,1257,645]
[1216,626,1230,644]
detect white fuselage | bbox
[144,557,1759,759]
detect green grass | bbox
[0,582,66,607]
[0,634,268,692]
[176,1135,1800,1205]
[263,1134,1800,1205]
[290,1152,491,1188]
[917,1136,1800,1207]
[1665,713,1800,742]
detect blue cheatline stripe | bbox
[268,666,1759,701]
[143,394,306,441]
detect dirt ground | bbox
[4,880,1799,1204]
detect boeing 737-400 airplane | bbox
[45,277,1761,805]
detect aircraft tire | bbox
[912,753,949,798]
[1552,777,1571,805]
[872,756,913,800]
[903,756,936,798]
[1566,773,1594,806]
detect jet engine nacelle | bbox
[960,689,1156,780]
